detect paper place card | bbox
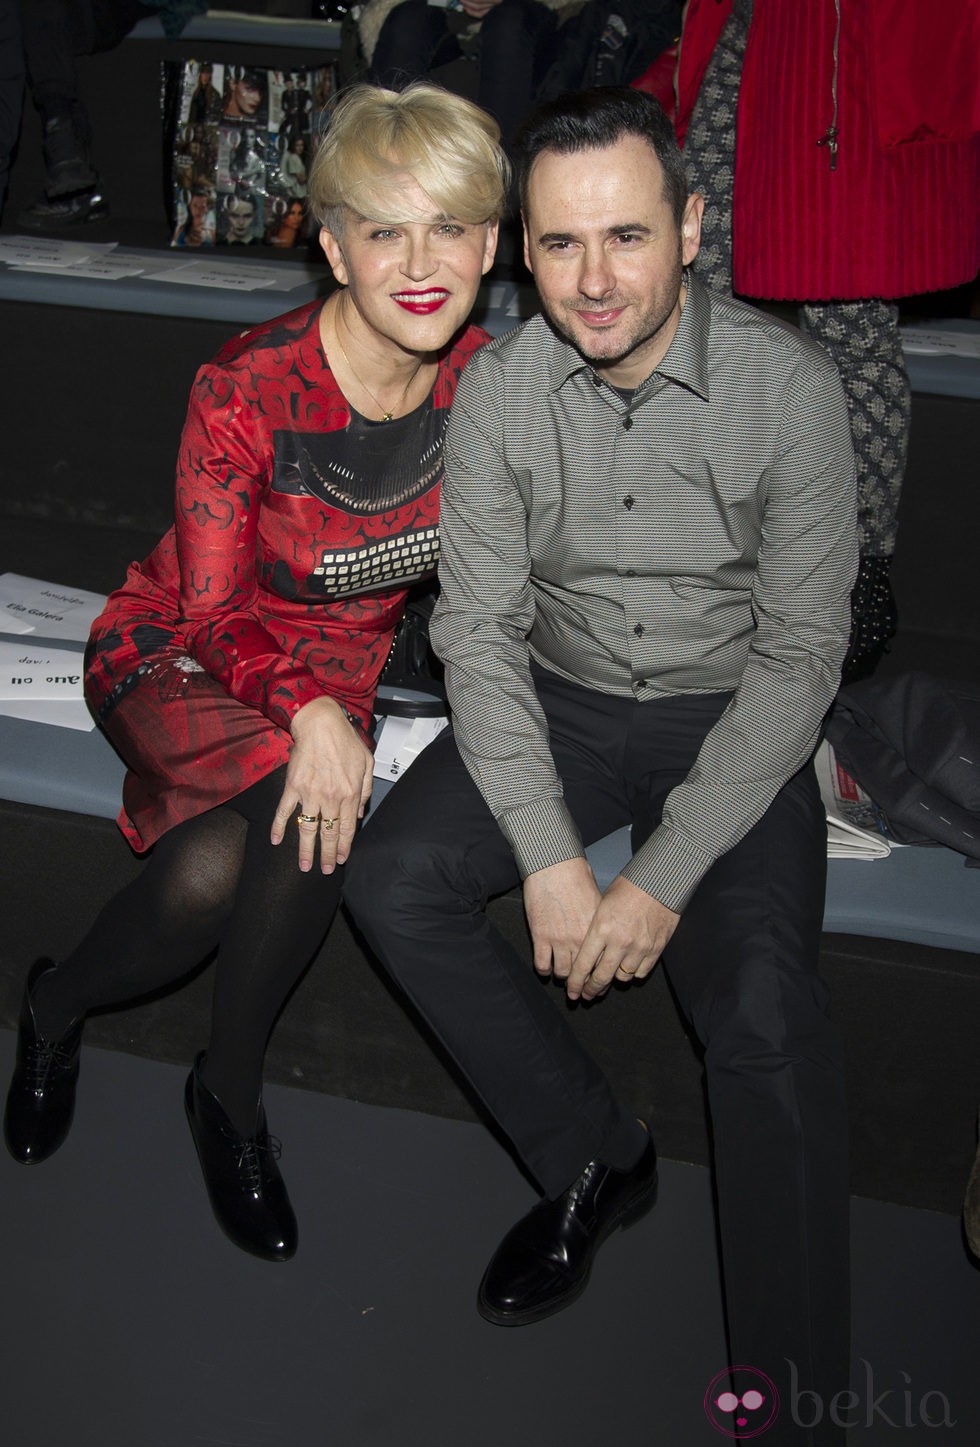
[0,235,115,267]
[373,714,448,782]
[0,640,87,700]
[0,574,106,642]
[0,605,34,634]
[12,255,147,281]
[0,642,95,728]
[155,261,282,291]
[900,327,980,359]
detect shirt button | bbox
[623,416,633,430]
[633,623,644,637]
[637,679,647,689]
[624,568,636,577]
[623,495,635,510]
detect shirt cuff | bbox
[620,821,716,913]
[497,795,586,880]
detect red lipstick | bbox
[392,289,450,314]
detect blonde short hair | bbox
[309,83,510,234]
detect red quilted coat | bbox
[675,0,980,300]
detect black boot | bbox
[17,115,108,229]
[4,960,83,1164]
[184,1054,298,1262]
[841,553,898,684]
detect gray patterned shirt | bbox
[431,274,858,911]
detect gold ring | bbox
[296,811,319,826]
[618,965,637,976]
[322,817,337,830]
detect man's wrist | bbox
[620,821,715,914]
[498,795,585,879]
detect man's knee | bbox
[695,955,839,1070]
[346,815,468,944]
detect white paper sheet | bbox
[0,235,115,267]
[0,698,95,731]
[0,605,34,634]
[373,714,448,781]
[12,256,147,281]
[137,257,326,291]
[0,574,106,642]
[153,261,282,291]
[900,327,980,359]
[0,641,87,700]
[0,640,94,729]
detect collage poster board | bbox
[166,61,338,250]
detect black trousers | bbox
[369,0,558,150]
[0,0,23,203]
[21,0,149,122]
[347,668,849,1442]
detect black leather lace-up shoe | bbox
[184,1055,297,1262]
[4,960,83,1165]
[478,1135,659,1326]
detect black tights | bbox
[31,767,342,1134]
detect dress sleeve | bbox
[175,363,324,732]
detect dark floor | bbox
[1,1032,977,1447]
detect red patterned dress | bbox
[85,300,488,852]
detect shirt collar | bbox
[545,269,712,402]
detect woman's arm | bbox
[175,362,373,867]
[175,363,325,733]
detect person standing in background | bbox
[361,0,574,148]
[0,0,24,217]
[15,0,206,227]
[677,0,980,680]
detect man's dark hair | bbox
[514,86,689,225]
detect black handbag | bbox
[376,583,447,720]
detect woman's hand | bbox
[270,697,374,872]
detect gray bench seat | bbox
[2,663,976,954]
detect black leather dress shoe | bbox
[184,1055,298,1262]
[478,1135,659,1326]
[4,960,83,1165]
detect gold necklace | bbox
[331,310,422,423]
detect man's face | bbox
[226,200,255,242]
[523,135,702,388]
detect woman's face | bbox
[284,201,304,230]
[319,176,497,358]
[226,76,262,118]
[226,199,255,241]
